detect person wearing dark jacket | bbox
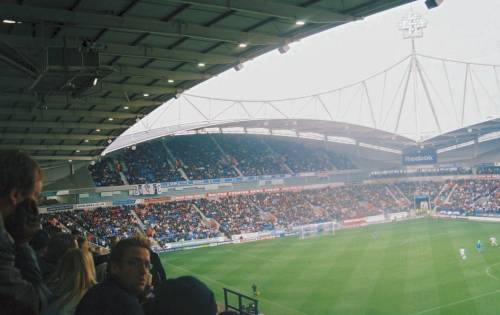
[0,150,47,314]
[149,248,166,296]
[76,236,152,315]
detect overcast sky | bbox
[119,0,500,146]
[190,0,500,99]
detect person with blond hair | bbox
[43,248,97,315]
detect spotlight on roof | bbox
[123,106,129,110]
[295,20,306,26]
[108,117,114,121]
[92,77,98,86]
[238,43,248,48]
[68,159,73,163]
[2,19,17,24]
[278,44,290,54]
[234,63,244,71]
[95,129,101,132]
[84,139,89,143]
[197,62,206,67]
[168,79,174,83]
[75,150,80,153]
[143,93,150,97]
[131,145,137,151]
[425,0,444,9]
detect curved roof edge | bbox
[102,118,417,156]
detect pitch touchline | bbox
[410,288,500,315]
[167,262,310,315]
[485,262,500,280]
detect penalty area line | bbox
[410,288,500,315]
[485,262,500,280]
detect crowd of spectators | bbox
[89,134,357,186]
[89,160,124,187]
[134,202,219,246]
[262,138,354,172]
[439,180,500,215]
[396,181,445,208]
[166,135,238,180]
[193,196,268,236]
[213,134,288,176]
[90,141,182,187]
[41,206,142,247]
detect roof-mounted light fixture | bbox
[278,44,290,54]
[234,63,244,71]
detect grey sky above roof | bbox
[120,0,500,147]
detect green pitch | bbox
[160,218,500,315]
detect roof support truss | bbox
[163,0,355,23]
[0,3,284,45]
[0,121,129,130]
[0,144,105,151]
[0,108,142,119]
[0,92,161,109]
[0,133,113,141]
[0,34,243,65]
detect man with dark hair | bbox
[76,236,152,315]
[0,150,46,313]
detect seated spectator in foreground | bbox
[43,248,96,315]
[152,276,217,315]
[0,150,47,313]
[76,237,152,315]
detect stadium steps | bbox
[191,203,220,229]
[394,185,412,205]
[129,208,147,232]
[209,134,244,176]
[444,183,459,203]
[433,182,451,207]
[118,172,129,185]
[161,141,189,180]
[260,138,293,174]
[160,141,177,169]
[385,185,404,206]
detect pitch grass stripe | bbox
[294,235,351,313]
[167,261,310,315]
[366,221,412,314]
[290,232,363,314]
[317,226,379,314]
[411,288,500,315]
[229,240,305,315]
[242,236,339,315]
[404,219,441,313]
[431,220,480,315]
[382,221,415,313]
